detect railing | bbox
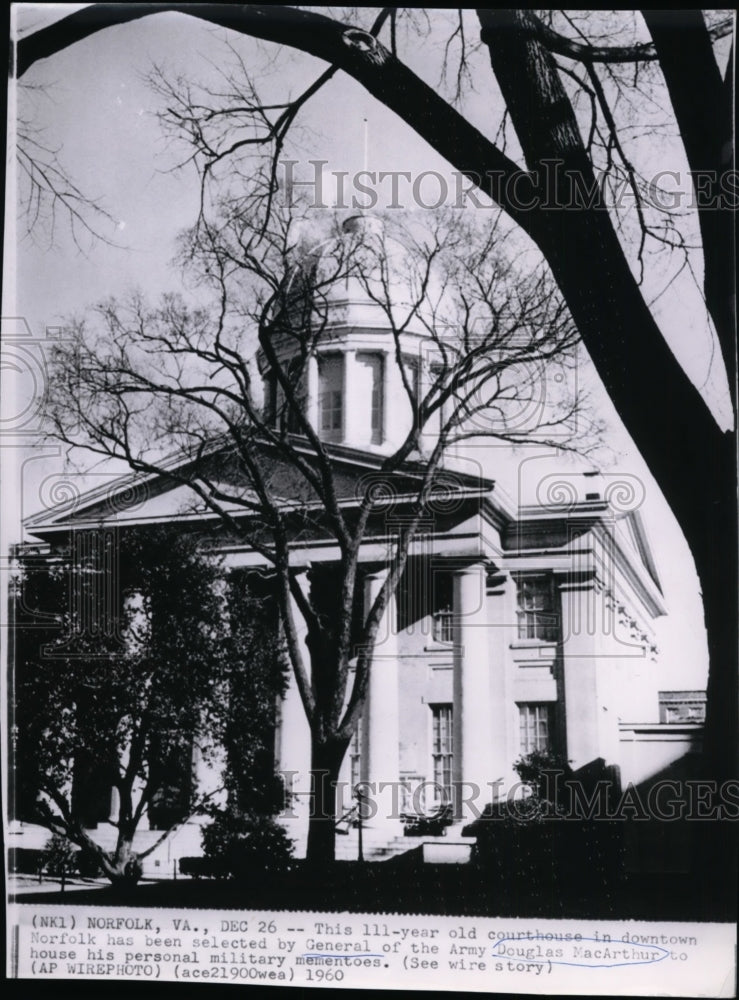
[335,789,367,861]
[335,803,359,835]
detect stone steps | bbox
[334,834,410,861]
[334,828,474,862]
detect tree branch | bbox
[514,12,733,64]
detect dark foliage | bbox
[12,526,286,885]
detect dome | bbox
[260,213,440,455]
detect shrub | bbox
[513,748,571,808]
[466,750,624,887]
[201,808,294,880]
[179,856,223,878]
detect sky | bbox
[4,4,733,694]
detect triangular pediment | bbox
[24,439,495,539]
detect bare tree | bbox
[16,82,119,248]
[15,5,735,876]
[43,192,586,862]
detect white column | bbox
[343,349,367,446]
[487,570,517,792]
[278,571,313,856]
[362,570,401,834]
[453,562,492,821]
[560,579,601,769]
[306,355,319,431]
[384,351,413,452]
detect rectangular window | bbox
[317,354,344,441]
[516,575,559,641]
[400,774,427,814]
[519,703,552,754]
[263,371,277,427]
[357,352,384,444]
[432,573,453,643]
[429,363,445,437]
[264,364,306,434]
[431,704,453,804]
[432,610,454,644]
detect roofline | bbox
[23,435,232,530]
[24,449,500,537]
[25,487,495,537]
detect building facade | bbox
[12,216,696,870]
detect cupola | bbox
[258,214,439,455]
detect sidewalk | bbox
[8,873,186,898]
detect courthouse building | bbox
[13,217,701,868]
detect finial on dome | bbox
[342,213,384,238]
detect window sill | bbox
[511,641,558,666]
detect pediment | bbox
[24,440,494,539]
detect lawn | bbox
[10,854,736,922]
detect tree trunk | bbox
[305,736,348,865]
[641,9,735,392]
[685,433,738,785]
[687,431,738,896]
[103,838,143,888]
[478,8,737,805]
[70,826,143,888]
